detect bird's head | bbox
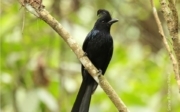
[94,9,118,31]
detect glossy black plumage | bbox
[71,9,118,112]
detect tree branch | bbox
[160,0,180,91]
[19,0,129,111]
[150,0,180,91]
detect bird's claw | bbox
[97,69,102,77]
[83,52,88,56]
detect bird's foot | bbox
[83,52,88,56]
[97,69,102,77]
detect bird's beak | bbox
[108,19,118,24]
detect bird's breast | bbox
[86,32,113,56]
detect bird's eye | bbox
[101,21,105,23]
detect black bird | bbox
[71,9,118,112]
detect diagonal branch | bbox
[150,0,180,91]
[19,0,129,111]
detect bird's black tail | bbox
[71,79,95,112]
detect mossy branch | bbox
[150,0,180,92]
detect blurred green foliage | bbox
[0,0,180,112]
